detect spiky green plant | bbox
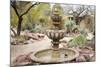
[68,34,87,47]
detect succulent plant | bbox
[68,34,87,47]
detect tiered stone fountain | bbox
[30,5,79,64]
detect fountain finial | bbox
[51,4,63,30]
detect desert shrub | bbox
[65,20,75,28]
[15,35,28,42]
[68,34,87,47]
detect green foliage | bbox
[68,34,87,47]
[11,8,18,28]
[15,35,29,42]
[65,20,75,28]
[64,20,76,31]
[15,1,32,16]
[11,1,33,28]
[28,3,50,22]
[24,3,51,32]
[11,2,51,31]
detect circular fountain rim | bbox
[46,29,66,32]
[30,48,79,63]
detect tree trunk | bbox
[11,2,39,36]
[17,16,23,36]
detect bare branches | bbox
[11,1,40,35]
[11,1,39,17]
[11,1,20,17]
[20,2,38,17]
[11,27,17,36]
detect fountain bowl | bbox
[46,30,66,41]
[30,48,79,63]
[46,30,66,48]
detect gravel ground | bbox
[11,36,52,65]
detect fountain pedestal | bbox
[46,30,65,49]
[52,41,59,48]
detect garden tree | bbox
[11,1,39,36]
[72,5,91,25]
[29,3,50,22]
[26,3,51,29]
[62,5,95,25]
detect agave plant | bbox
[68,34,87,47]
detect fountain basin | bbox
[46,30,66,48]
[30,48,79,63]
[46,30,65,40]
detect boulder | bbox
[76,55,86,62]
[13,52,34,66]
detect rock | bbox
[59,42,68,48]
[79,47,95,62]
[24,39,35,44]
[86,38,95,49]
[11,38,17,45]
[23,41,29,44]
[90,55,95,61]
[76,55,86,62]
[86,33,94,40]
[60,37,73,42]
[13,52,33,66]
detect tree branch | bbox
[11,27,17,36]
[20,2,39,17]
[11,1,20,17]
[77,9,86,16]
